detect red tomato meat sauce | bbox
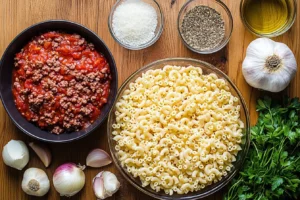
[12,31,111,134]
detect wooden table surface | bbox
[0,0,299,199]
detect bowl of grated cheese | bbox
[108,0,164,50]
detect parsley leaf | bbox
[271,177,283,191]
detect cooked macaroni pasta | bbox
[112,65,244,195]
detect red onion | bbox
[53,163,85,197]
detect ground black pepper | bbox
[181,5,225,51]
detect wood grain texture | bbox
[0,0,299,199]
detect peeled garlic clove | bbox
[93,171,120,199]
[86,149,112,168]
[22,168,50,196]
[29,142,52,167]
[2,140,29,170]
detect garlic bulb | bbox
[2,140,29,170]
[242,38,297,92]
[93,171,120,199]
[22,168,50,196]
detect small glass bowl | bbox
[240,0,297,37]
[108,0,164,50]
[178,0,233,54]
[107,58,250,199]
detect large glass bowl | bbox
[107,58,250,199]
[178,0,233,54]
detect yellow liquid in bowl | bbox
[242,0,291,35]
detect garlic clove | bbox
[102,171,120,196]
[22,168,50,196]
[29,142,52,167]
[93,171,120,199]
[93,176,105,199]
[2,140,29,170]
[86,149,112,168]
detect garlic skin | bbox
[21,168,50,196]
[2,140,29,170]
[93,171,120,199]
[53,163,85,197]
[242,38,297,92]
[86,149,112,168]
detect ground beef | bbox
[12,31,111,134]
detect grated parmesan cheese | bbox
[112,0,158,47]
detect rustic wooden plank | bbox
[0,0,299,199]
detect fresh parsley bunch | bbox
[224,97,300,200]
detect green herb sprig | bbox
[224,97,300,200]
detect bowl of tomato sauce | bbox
[0,20,118,143]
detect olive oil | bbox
[242,0,294,35]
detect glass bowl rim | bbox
[107,58,250,199]
[239,0,297,38]
[177,0,233,54]
[108,0,164,50]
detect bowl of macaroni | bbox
[107,58,250,199]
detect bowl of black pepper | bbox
[178,0,233,54]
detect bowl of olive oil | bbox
[240,0,297,37]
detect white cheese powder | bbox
[112,0,158,47]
